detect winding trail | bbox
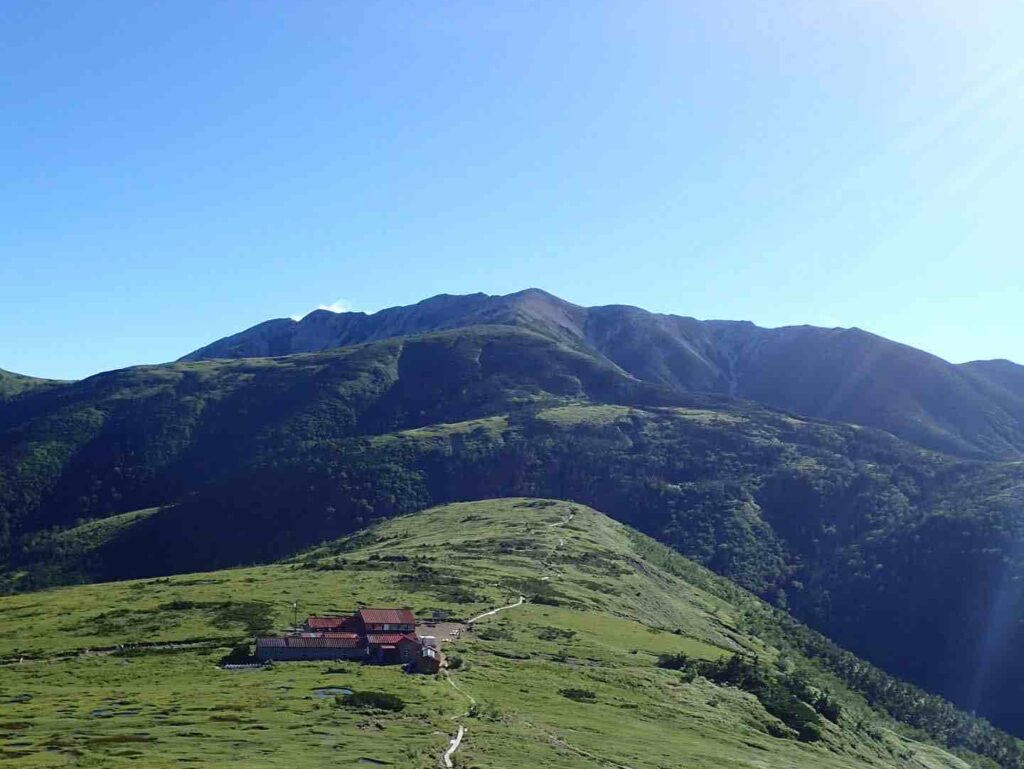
[539,511,574,579]
[442,725,465,769]
[548,511,575,529]
[445,673,476,709]
[467,595,525,625]
[440,593,528,765]
[437,510,573,766]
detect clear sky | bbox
[2,1,1022,380]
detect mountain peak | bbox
[178,290,1024,460]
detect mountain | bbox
[5,324,1024,735]
[181,289,1024,460]
[179,290,589,361]
[2,499,1020,768]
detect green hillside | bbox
[0,325,677,542]
[1,499,1017,768]
[3,327,1024,736]
[0,369,61,401]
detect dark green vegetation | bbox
[2,311,1024,737]
[560,688,598,703]
[184,289,1024,460]
[339,691,406,712]
[658,653,839,742]
[1,499,1020,768]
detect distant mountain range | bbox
[183,289,1024,460]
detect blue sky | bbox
[2,1,1022,380]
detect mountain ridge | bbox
[180,289,1024,460]
[2,498,1021,768]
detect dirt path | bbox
[436,512,574,766]
[548,732,632,769]
[445,673,476,709]
[548,511,574,529]
[442,725,465,769]
[540,511,574,580]
[440,593,528,766]
[467,595,525,625]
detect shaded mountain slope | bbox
[0,326,686,544]
[6,375,1024,734]
[963,359,1024,400]
[181,289,1024,459]
[2,499,1020,768]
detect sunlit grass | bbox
[0,499,977,768]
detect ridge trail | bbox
[438,509,573,766]
[441,594,527,765]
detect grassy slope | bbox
[0,370,63,401]
[6,394,1024,739]
[0,499,995,769]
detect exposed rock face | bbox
[182,289,1024,459]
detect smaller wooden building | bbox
[366,633,421,664]
[414,645,442,674]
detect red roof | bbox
[366,633,420,646]
[306,615,361,631]
[258,636,365,649]
[358,608,417,625]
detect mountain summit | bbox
[182,289,1024,459]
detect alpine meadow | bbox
[4,4,1024,767]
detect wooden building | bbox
[366,633,421,664]
[256,635,367,662]
[357,608,417,634]
[256,607,423,665]
[414,645,442,674]
[304,615,362,633]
